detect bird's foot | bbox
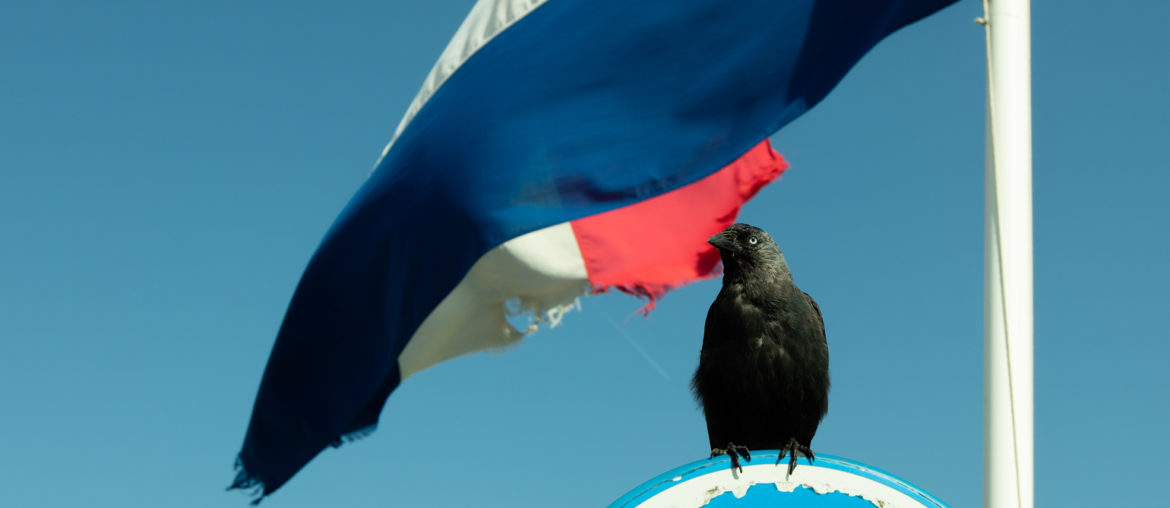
[710,443,752,472]
[775,438,814,476]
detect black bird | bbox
[692,223,829,475]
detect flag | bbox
[231,0,960,500]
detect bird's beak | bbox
[708,231,733,251]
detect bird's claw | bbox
[775,438,814,476]
[711,443,752,472]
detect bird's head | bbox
[708,223,790,279]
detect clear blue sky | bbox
[2,1,1167,506]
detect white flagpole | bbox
[981,0,1033,507]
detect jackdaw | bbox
[692,223,829,475]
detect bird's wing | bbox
[801,290,826,342]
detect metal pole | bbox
[982,0,1033,506]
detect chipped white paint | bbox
[635,462,923,508]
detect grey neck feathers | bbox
[721,247,794,286]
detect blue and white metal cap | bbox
[610,452,948,508]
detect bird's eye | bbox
[748,236,758,245]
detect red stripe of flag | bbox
[571,140,788,311]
